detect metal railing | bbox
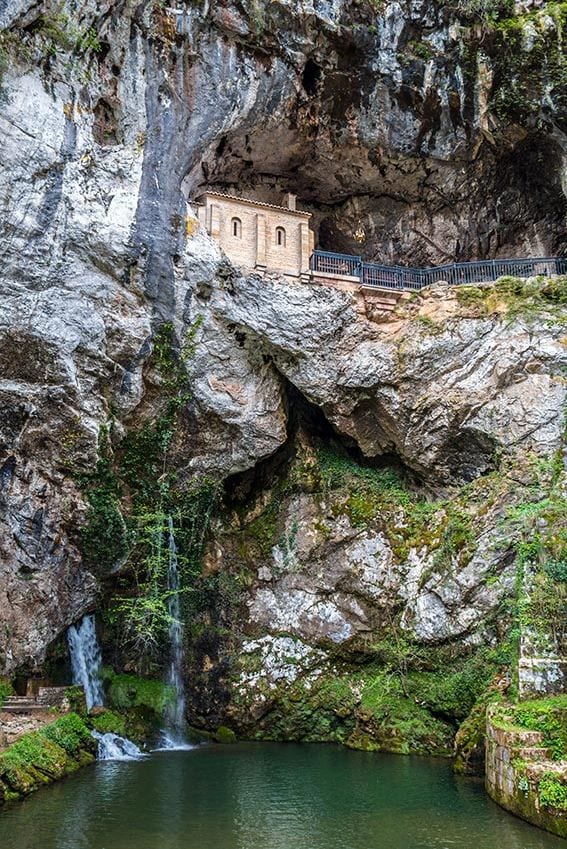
[310,250,567,292]
[309,250,363,279]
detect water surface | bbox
[0,743,563,849]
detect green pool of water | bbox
[0,743,564,849]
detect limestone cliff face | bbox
[0,0,565,677]
[190,276,566,738]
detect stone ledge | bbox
[486,708,567,839]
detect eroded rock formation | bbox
[0,0,565,722]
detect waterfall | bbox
[91,731,144,761]
[67,614,143,762]
[67,614,105,710]
[161,515,188,748]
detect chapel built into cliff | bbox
[195,191,315,281]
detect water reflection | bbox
[0,744,563,849]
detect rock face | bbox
[187,273,566,742]
[0,0,565,692]
[201,275,566,484]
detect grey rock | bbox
[0,0,565,674]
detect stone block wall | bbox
[485,706,567,839]
[36,686,71,709]
[518,631,567,699]
[195,192,314,279]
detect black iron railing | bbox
[310,250,567,292]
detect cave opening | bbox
[223,378,420,508]
[187,80,566,270]
[92,97,121,146]
[302,59,322,96]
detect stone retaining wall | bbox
[485,706,567,839]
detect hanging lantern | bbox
[354,220,366,244]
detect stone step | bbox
[520,746,553,761]
[1,704,48,714]
[488,723,546,748]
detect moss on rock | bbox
[230,640,502,757]
[100,669,176,743]
[454,675,507,775]
[89,709,127,737]
[214,726,237,744]
[0,714,96,805]
[102,669,174,716]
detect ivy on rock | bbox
[78,319,221,674]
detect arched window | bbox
[275,226,286,247]
[231,217,242,238]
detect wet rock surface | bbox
[0,0,565,687]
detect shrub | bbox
[539,772,567,810]
[0,679,13,708]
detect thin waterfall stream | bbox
[67,614,105,710]
[67,614,143,761]
[161,515,189,748]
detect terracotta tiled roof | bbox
[194,191,312,217]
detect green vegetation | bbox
[227,442,558,758]
[107,478,219,671]
[78,425,128,572]
[102,670,174,717]
[0,30,32,88]
[408,40,434,61]
[97,670,176,742]
[506,466,567,654]
[31,9,101,57]
[539,772,567,811]
[214,726,237,744]
[64,685,87,715]
[89,710,127,737]
[454,678,504,774]
[248,0,265,33]
[0,679,13,709]
[513,696,567,761]
[449,0,514,24]
[490,695,567,763]
[235,636,503,756]
[315,443,479,567]
[455,276,567,322]
[365,0,385,12]
[42,713,93,755]
[490,4,567,124]
[354,667,455,755]
[78,320,221,672]
[244,500,280,558]
[0,714,95,803]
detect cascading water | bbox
[92,731,144,761]
[67,614,144,761]
[67,613,105,710]
[161,515,188,748]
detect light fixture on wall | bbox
[354,220,366,244]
